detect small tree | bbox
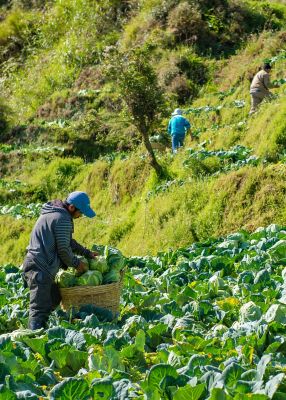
[110,47,166,177]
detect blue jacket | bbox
[168,115,191,136]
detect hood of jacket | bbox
[41,200,70,217]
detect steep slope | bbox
[0,0,286,264]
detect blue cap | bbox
[66,191,96,218]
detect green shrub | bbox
[157,56,180,87]
[156,47,208,103]
[167,2,205,43]
[177,48,208,85]
[197,0,228,9]
[168,74,198,104]
[0,9,40,65]
[274,121,286,159]
[11,0,50,8]
[86,160,110,191]
[202,156,222,174]
[148,0,179,23]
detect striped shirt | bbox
[25,200,92,277]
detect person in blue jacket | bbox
[168,108,191,153]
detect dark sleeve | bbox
[71,239,93,258]
[54,218,80,269]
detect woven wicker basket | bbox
[60,275,124,314]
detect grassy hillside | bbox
[0,0,286,264]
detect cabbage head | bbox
[105,248,125,271]
[77,270,103,286]
[89,256,109,274]
[207,324,228,338]
[264,304,286,324]
[103,270,121,284]
[239,301,262,322]
[91,244,125,271]
[56,270,76,288]
[238,271,254,284]
[254,269,271,285]
[268,240,286,264]
[208,275,225,295]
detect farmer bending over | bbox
[22,191,97,330]
[249,63,279,114]
[168,108,191,153]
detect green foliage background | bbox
[0,0,286,264]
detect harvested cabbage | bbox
[77,270,103,286]
[89,256,109,274]
[107,253,125,271]
[103,270,121,284]
[56,270,76,288]
[91,244,125,271]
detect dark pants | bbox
[23,258,61,330]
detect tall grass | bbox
[1,1,286,264]
[2,148,286,265]
[3,0,120,122]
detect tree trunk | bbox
[139,123,164,177]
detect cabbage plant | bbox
[77,270,103,286]
[89,256,109,274]
[56,270,76,288]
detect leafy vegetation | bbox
[2,225,286,398]
[0,202,41,218]
[1,0,286,398]
[56,246,125,287]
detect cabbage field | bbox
[2,224,286,399]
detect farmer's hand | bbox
[75,261,88,276]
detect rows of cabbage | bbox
[0,203,43,219]
[0,145,65,156]
[1,224,286,398]
[146,145,261,200]
[182,144,260,173]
